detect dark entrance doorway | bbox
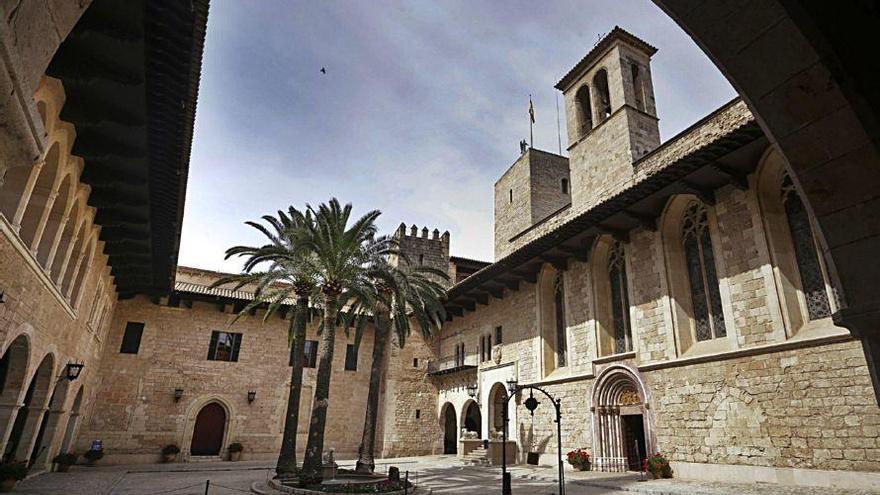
[464,401,481,435]
[622,414,646,471]
[442,405,457,454]
[190,403,225,456]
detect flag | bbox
[528,96,535,123]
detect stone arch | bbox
[537,264,568,377]
[68,231,98,306]
[35,172,73,266]
[49,191,87,280]
[182,396,234,459]
[7,353,55,462]
[59,385,84,454]
[17,141,63,247]
[461,399,481,437]
[593,68,612,122]
[439,402,457,454]
[0,334,32,455]
[660,195,734,355]
[60,218,91,292]
[703,386,770,464]
[30,374,73,470]
[756,148,839,338]
[487,382,508,437]
[575,84,593,135]
[591,236,635,357]
[590,364,655,471]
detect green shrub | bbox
[84,449,104,462]
[228,442,243,453]
[162,444,181,456]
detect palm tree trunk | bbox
[301,293,338,482]
[355,309,389,473]
[275,295,309,477]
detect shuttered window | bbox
[207,331,242,362]
[299,340,318,368]
[120,322,145,354]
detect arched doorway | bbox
[0,335,30,453]
[190,402,226,456]
[31,378,72,470]
[441,403,457,454]
[488,383,508,437]
[6,354,53,464]
[59,386,83,454]
[590,365,654,472]
[462,400,482,437]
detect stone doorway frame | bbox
[589,363,656,471]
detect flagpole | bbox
[556,92,562,155]
[529,94,534,148]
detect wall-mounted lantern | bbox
[174,388,183,402]
[466,383,477,398]
[247,391,256,404]
[65,362,85,381]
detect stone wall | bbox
[494,152,534,260]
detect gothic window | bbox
[608,241,632,354]
[781,174,832,320]
[575,85,593,134]
[631,63,645,112]
[593,69,612,122]
[681,202,726,341]
[554,273,567,367]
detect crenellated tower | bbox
[556,26,661,211]
[391,223,452,287]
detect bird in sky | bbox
[320,67,326,74]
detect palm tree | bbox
[212,207,318,478]
[296,199,392,482]
[352,262,448,473]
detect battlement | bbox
[395,223,450,245]
[393,223,452,285]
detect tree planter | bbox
[229,451,241,462]
[0,479,17,493]
[575,461,591,471]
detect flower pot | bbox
[56,463,71,473]
[162,453,177,463]
[0,479,17,493]
[526,452,540,465]
[229,451,241,462]
[576,461,591,471]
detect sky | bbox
[178,0,736,272]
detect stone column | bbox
[30,408,66,472]
[13,406,48,461]
[0,402,23,455]
[54,231,80,285]
[44,212,71,272]
[11,161,44,230]
[29,190,58,252]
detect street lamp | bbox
[506,378,517,396]
[65,362,84,381]
[466,383,477,398]
[174,388,183,402]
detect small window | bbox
[418,254,424,265]
[207,331,242,362]
[561,178,569,195]
[509,189,513,203]
[344,344,358,371]
[415,409,421,419]
[120,322,145,354]
[299,340,318,368]
[413,358,419,368]
[495,326,503,345]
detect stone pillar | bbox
[11,161,44,230]
[44,212,71,272]
[0,402,23,455]
[30,408,66,472]
[55,231,80,285]
[29,190,58,252]
[14,406,49,461]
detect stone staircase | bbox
[461,446,490,466]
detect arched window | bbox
[682,202,726,341]
[554,272,567,367]
[630,63,645,112]
[608,241,632,354]
[509,189,513,203]
[781,174,832,320]
[575,85,593,134]
[561,178,569,195]
[593,69,611,122]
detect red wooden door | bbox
[190,403,225,455]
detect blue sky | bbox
[178,0,736,272]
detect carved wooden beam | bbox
[596,224,630,243]
[679,180,716,205]
[621,210,658,232]
[711,163,749,190]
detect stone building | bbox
[0,2,879,491]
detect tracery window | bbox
[781,174,832,320]
[681,202,726,341]
[554,273,567,366]
[608,240,632,354]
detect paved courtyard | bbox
[13,456,880,495]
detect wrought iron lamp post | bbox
[501,379,564,495]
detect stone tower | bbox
[494,148,570,260]
[391,223,452,287]
[555,26,660,211]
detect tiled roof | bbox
[555,26,658,91]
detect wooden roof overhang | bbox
[444,118,767,322]
[426,365,478,378]
[46,0,208,298]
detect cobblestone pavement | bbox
[12,456,880,495]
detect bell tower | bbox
[556,27,660,212]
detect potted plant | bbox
[52,452,78,472]
[83,448,104,466]
[646,452,673,479]
[566,448,591,471]
[227,442,243,462]
[0,461,28,492]
[162,444,180,463]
